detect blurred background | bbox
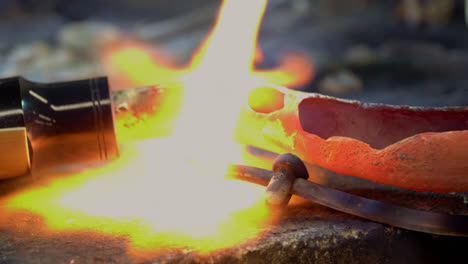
[1,0,467,106]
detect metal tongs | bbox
[227,153,468,237]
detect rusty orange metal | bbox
[238,87,468,193]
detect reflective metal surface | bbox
[0,77,25,129]
[0,77,119,178]
[0,78,29,179]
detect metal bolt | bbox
[265,153,309,207]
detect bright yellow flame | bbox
[2,0,314,255]
[3,140,269,253]
[102,41,184,90]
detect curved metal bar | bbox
[226,165,468,237]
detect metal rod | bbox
[226,164,468,237]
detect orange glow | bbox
[255,52,315,87]
[3,140,269,253]
[2,0,314,255]
[102,41,184,90]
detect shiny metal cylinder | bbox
[0,77,119,179]
[0,78,30,179]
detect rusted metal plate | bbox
[298,96,468,149]
[238,89,468,192]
